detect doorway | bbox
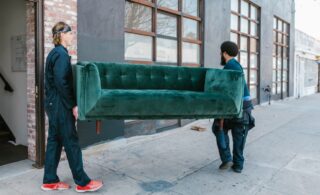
[0,0,29,166]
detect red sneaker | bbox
[41,182,70,191]
[75,180,103,193]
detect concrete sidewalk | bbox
[1,94,320,195]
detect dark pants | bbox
[212,120,249,170]
[43,101,90,186]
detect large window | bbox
[273,17,289,98]
[125,0,203,67]
[230,0,260,102]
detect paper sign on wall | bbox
[11,35,26,72]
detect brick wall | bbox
[26,0,78,161]
[44,0,77,63]
[26,1,36,161]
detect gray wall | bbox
[77,0,125,146]
[78,0,125,62]
[203,0,231,68]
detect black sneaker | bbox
[231,165,242,173]
[219,161,233,170]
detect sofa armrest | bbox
[74,62,101,120]
[204,69,244,117]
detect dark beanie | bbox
[220,41,239,57]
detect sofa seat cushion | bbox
[85,89,238,119]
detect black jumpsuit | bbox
[43,44,90,186]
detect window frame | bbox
[230,0,260,104]
[272,16,290,99]
[124,0,204,67]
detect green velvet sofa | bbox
[74,62,244,127]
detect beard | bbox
[220,55,226,66]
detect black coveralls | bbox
[43,45,90,186]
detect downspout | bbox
[32,0,45,169]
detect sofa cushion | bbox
[84,89,238,119]
[93,62,207,91]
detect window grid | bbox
[230,0,260,102]
[272,16,289,98]
[125,0,203,67]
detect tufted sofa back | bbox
[91,62,207,91]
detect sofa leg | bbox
[96,120,102,134]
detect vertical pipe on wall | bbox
[33,0,45,169]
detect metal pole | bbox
[33,0,45,169]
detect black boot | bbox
[219,161,233,170]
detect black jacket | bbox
[44,45,76,110]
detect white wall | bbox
[294,30,320,98]
[295,54,319,98]
[0,0,28,146]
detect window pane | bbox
[241,18,249,34]
[282,35,286,45]
[282,82,287,92]
[282,71,287,82]
[125,2,152,32]
[231,32,238,43]
[277,20,282,31]
[277,33,282,43]
[283,47,289,58]
[157,13,177,37]
[240,0,249,17]
[273,18,277,29]
[277,57,281,68]
[277,46,282,56]
[273,57,276,69]
[272,70,276,82]
[183,18,198,39]
[125,33,152,61]
[250,5,257,20]
[250,38,257,52]
[273,31,277,42]
[250,54,257,68]
[236,55,240,61]
[277,71,281,82]
[182,42,200,64]
[231,0,238,12]
[240,51,248,68]
[283,23,287,33]
[273,44,276,55]
[157,38,177,63]
[250,22,257,36]
[231,14,239,30]
[240,36,247,51]
[277,84,281,94]
[183,0,199,16]
[272,83,276,94]
[158,0,178,10]
[243,68,248,82]
[250,70,258,84]
[285,23,289,33]
[283,58,288,69]
[250,85,257,98]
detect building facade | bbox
[294,29,320,98]
[0,0,295,167]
